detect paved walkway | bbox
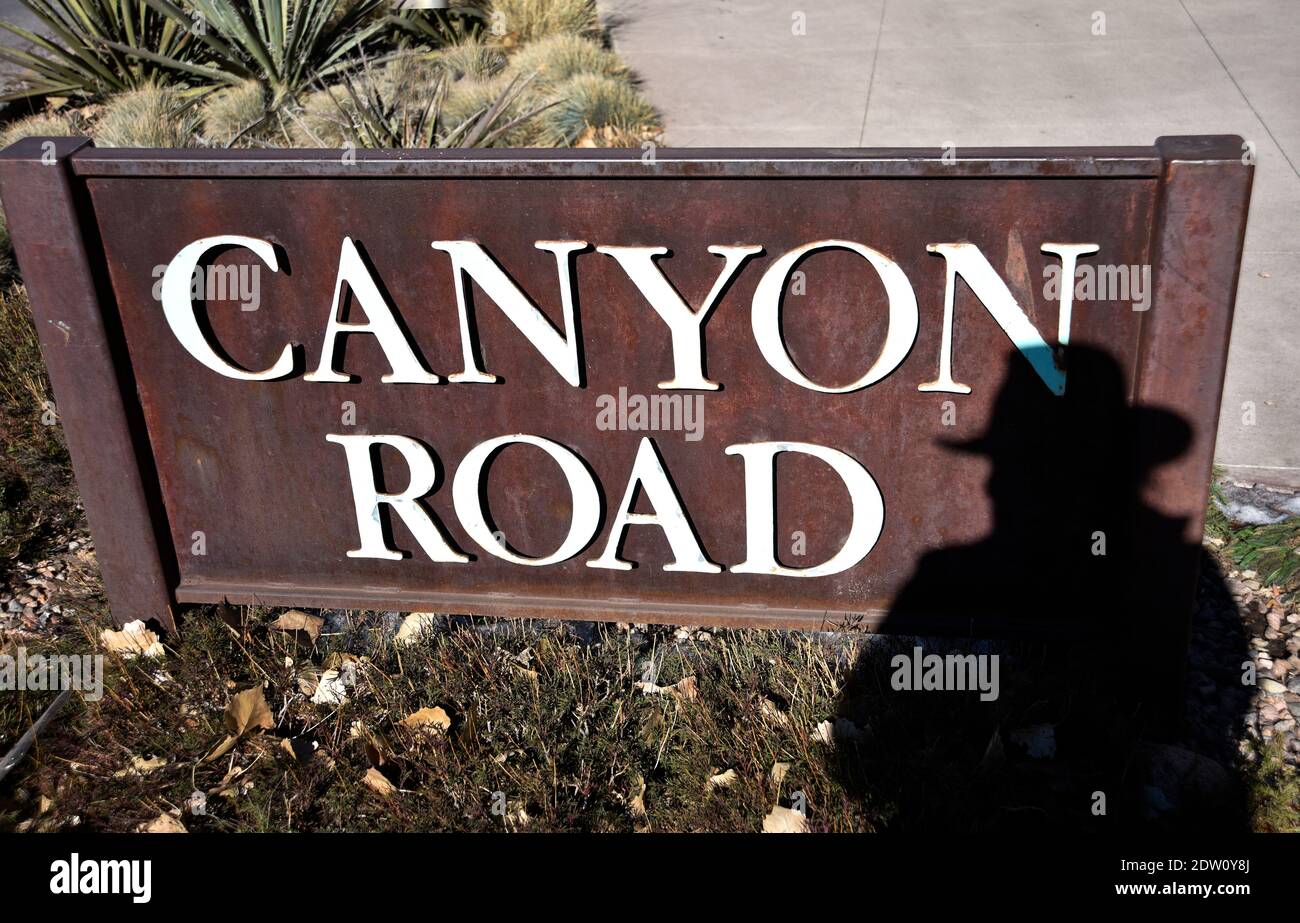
[0,0,43,81]
[603,0,1300,487]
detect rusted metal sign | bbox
[0,137,1251,638]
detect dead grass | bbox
[0,285,78,570]
[4,612,885,832]
[0,597,1280,833]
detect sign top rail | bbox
[4,139,1239,179]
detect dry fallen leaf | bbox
[208,765,246,799]
[217,603,250,641]
[759,698,790,726]
[629,773,648,819]
[226,686,275,736]
[364,767,396,797]
[113,755,168,779]
[633,676,698,701]
[400,706,451,733]
[762,805,808,833]
[513,664,541,683]
[206,686,275,762]
[100,620,164,659]
[323,651,359,671]
[395,612,438,647]
[138,813,187,833]
[770,761,791,788]
[707,769,737,791]
[280,736,315,761]
[270,610,323,643]
[297,665,323,697]
[348,720,391,767]
[670,676,699,700]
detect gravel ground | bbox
[0,529,94,638]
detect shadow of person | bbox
[824,345,1252,831]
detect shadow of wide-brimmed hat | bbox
[939,345,1193,473]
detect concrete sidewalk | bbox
[602,0,1299,487]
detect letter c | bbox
[161,235,294,380]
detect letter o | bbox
[751,240,918,392]
[452,434,601,566]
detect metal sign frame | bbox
[0,137,1251,639]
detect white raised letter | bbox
[432,240,587,387]
[597,244,762,390]
[162,235,294,380]
[725,441,884,577]
[306,237,440,384]
[452,434,600,566]
[587,437,720,572]
[1040,242,1099,346]
[326,434,467,562]
[919,241,1070,396]
[751,240,918,393]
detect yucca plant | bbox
[0,0,208,100]
[115,0,393,104]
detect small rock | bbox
[1010,724,1057,760]
[1135,744,1231,817]
[1261,678,1287,695]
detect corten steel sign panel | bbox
[0,138,1251,638]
